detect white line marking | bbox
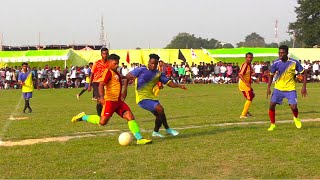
[1,118,319,147]
[0,96,23,145]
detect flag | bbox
[178,49,186,62]
[201,47,211,56]
[191,48,198,59]
[22,72,34,93]
[126,51,130,64]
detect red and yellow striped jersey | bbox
[238,62,253,91]
[91,60,109,82]
[101,69,122,101]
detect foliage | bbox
[289,0,320,47]
[165,32,222,49]
[237,32,266,47]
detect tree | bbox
[279,38,302,48]
[289,0,320,47]
[265,42,279,48]
[237,32,266,47]
[165,32,220,49]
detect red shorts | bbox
[102,101,131,117]
[242,89,255,101]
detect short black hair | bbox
[22,62,28,66]
[107,54,120,61]
[89,62,93,65]
[149,53,160,61]
[246,52,253,57]
[279,45,289,53]
[101,47,109,53]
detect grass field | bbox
[0,83,320,179]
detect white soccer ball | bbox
[118,132,133,146]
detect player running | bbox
[126,54,187,138]
[76,62,93,100]
[71,54,152,145]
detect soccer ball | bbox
[118,132,133,146]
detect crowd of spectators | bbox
[1,60,319,90]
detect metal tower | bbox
[99,15,106,46]
[274,19,279,45]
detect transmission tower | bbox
[274,19,279,45]
[99,15,107,46]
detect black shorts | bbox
[92,82,100,99]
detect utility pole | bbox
[274,19,279,45]
[0,33,3,51]
[99,15,106,46]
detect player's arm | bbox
[266,73,274,98]
[98,70,111,104]
[125,72,136,80]
[301,69,307,97]
[98,81,105,104]
[166,80,187,90]
[88,63,96,92]
[18,73,24,86]
[121,78,129,101]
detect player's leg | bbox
[154,103,179,136]
[93,82,103,116]
[76,83,88,100]
[286,91,301,128]
[24,92,32,113]
[268,89,286,131]
[121,107,152,145]
[240,90,254,118]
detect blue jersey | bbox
[270,58,304,91]
[130,67,170,103]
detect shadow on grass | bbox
[299,111,320,114]
[161,126,261,141]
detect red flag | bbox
[126,51,130,64]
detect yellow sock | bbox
[241,100,252,116]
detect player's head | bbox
[101,47,109,61]
[148,53,160,71]
[278,45,289,61]
[22,62,28,71]
[89,62,93,68]
[107,54,120,71]
[245,52,253,64]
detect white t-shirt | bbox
[121,68,129,76]
[220,66,227,73]
[254,64,262,73]
[6,71,12,81]
[70,69,76,79]
[312,63,319,72]
[192,67,199,76]
[53,70,61,78]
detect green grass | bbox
[0,83,319,178]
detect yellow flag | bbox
[22,72,34,93]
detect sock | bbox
[23,99,28,111]
[269,109,275,124]
[82,115,100,124]
[159,113,169,129]
[241,100,252,116]
[26,99,31,110]
[292,108,298,118]
[153,114,162,132]
[79,89,86,96]
[128,120,142,140]
[96,104,103,117]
